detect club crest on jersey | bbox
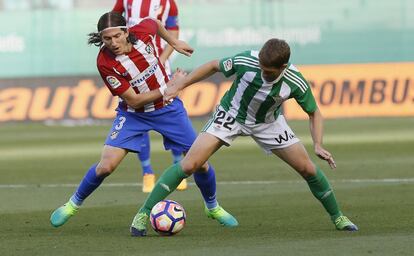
[145,44,154,55]
[223,59,233,72]
[106,76,121,89]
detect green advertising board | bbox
[0,0,413,78]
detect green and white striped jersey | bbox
[218,50,317,125]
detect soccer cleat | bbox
[50,200,79,227]
[130,212,149,237]
[205,205,238,227]
[176,178,188,191]
[142,174,156,193]
[334,215,359,231]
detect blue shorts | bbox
[104,98,197,153]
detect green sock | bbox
[139,163,188,215]
[305,167,342,222]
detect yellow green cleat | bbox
[334,215,358,231]
[50,200,78,227]
[130,212,149,236]
[205,205,238,227]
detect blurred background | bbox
[1,0,413,122]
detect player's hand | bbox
[172,40,194,57]
[169,68,187,83]
[315,145,336,169]
[163,87,178,104]
[164,69,187,103]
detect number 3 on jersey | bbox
[213,110,236,130]
[115,116,127,130]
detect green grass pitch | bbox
[1,117,413,255]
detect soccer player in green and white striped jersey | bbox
[130,38,358,235]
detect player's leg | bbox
[138,132,156,193]
[251,115,357,231]
[180,133,222,208]
[51,111,148,227]
[171,149,183,164]
[130,132,224,236]
[148,132,223,212]
[130,102,239,236]
[50,145,127,227]
[182,135,238,227]
[271,143,358,231]
[172,149,188,191]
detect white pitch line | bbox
[1,178,414,189]
[2,129,414,160]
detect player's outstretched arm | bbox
[308,108,337,169]
[119,69,189,109]
[164,60,220,101]
[120,87,163,109]
[159,29,179,65]
[155,19,193,57]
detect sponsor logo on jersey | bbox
[274,130,296,144]
[130,63,158,87]
[145,44,154,55]
[106,76,122,89]
[223,59,233,72]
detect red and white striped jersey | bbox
[97,18,169,113]
[112,0,179,56]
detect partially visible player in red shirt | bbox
[112,0,186,192]
[113,0,179,77]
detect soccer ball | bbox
[150,200,186,236]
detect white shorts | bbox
[202,106,300,154]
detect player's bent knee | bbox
[95,163,116,177]
[194,163,209,173]
[180,160,202,175]
[298,163,317,178]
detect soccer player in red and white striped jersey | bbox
[50,12,238,235]
[97,18,170,113]
[112,0,185,192]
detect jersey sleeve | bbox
[218,55,237,77]
[288,67,317,113]
[112,0,125,13]
[98,63,130,96]
[165,0,179,30]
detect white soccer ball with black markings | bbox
[150,200,186,236]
